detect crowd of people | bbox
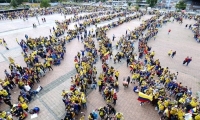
[122,12,200,120]
[81,104,124,120]
[0,4,199,120]
[188,15,200,42]
[61,9,199,120]
[0,5,116,120]
[60,8,145,120]
[0,5,111,21]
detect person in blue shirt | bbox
[133,86,139,93]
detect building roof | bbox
[0,3,10,6]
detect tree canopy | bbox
[175,1,186,10]
[127,2,131,7]
[146,0,157,7]
[10,0,18,7]
[40,0,50,8]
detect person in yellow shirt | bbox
[131,73,137,84]
[114,71,119,81]
[81,97,87,109]
[177,107,185,120]
[46,60,53,71]
[1,89,8,97]
[115,112,124,120]
[20,101,29,112]
[170,106,178,116]
[190,98,199,108]
[79,113,85,120]
[150,51,155,58]
[158,102,165,114]
[0,111,6,119]
[88,113,93,120]
[168,50,172,56]
[195,112,200,120]
[61,90,67,97]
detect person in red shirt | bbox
[168,29,171,34]
[183,56,189,65]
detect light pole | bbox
[167,0,171,11]
[160,0,162,10]
[36,14,40,25]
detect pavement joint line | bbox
[0,46,21,54]
[37,69,77,98]
[0,21,57,34]
[0,52,8,62]
[38,97,60,120]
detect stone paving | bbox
[0,11,199,120]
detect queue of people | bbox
[60,8,145,120]
[122,12,200,120]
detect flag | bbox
[8,57,15,64]
[104,51,109,56]
[137,92,153,102]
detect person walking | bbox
[126,57,130,67]
[113,93,117,105]
[168,50,172,56]
[183,56,189,65]
[77,34,79,41]
[112,34,116,41]
[127,76,130,86]
[25,34,28,40]
[186,57,192,66]
[3,97,12,108]
[168,29,171,35]
[47,61,53,71]
[154,36,156,40]
[3,39,9,50]
[114,71,119,81]
[171,51,176,58]
[185,24,188,28]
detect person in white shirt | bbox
[24,84,31,92]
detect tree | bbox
[10,0,18,8]
[40,0,50,8]
[16,0,23,5]
[128,2,131,7]
[175,1,186,10]
[135,5,139,11]
[146,0,157,7]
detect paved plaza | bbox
[0,11,199,120]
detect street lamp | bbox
[167,0,171,11]
[160,0,162,10]
[36,14,40,25]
